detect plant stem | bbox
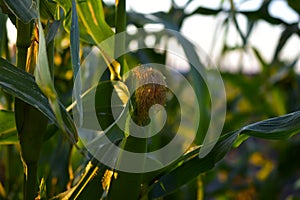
[16,19,41,200]
[114,0,126,74]
[23,163,38,200]
[16,20,31,70]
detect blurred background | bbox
[1,0,300,199]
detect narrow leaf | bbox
[189,7,222,16]
[70,0,82,125]
[272,23,298,62]
[35,0,67,139]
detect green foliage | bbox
[0,0,300,199]
[0,110,17,144]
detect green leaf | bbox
[146,110,300,198]
[35,1,71,140]
[238,110,300,140]
[53,0,92,44]
[70,0,80,76]
[0,57,77,143]
[70,0,83,125]
[3,0,37,23]
[76,0,114,44]
[0,12,7,47]
[0,110,18,144]
[39,0,57,21]
[45,20,60,45]
[126,13,213,146]
[241,1,285,25]
[252,46,268,71]
[50,160,107,200]
[78,80,128,148]
[168,30,211,145]
[272,23,299,62]
[54,0,113,45]
[146,131,238,199]
[189,7,222,16]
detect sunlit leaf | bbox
[54,0,113,45]
[76,0,114,44]
[0,110,18,144]
[35,1,68,140]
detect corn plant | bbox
[0,0,300,199]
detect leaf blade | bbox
[0,58,77,143]
[0,110,18,144]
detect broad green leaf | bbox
[0,110,18,144]
[146,110,300,198]
[238,110,300,140]
[55,0,113,45]
[39,0,57,21]
[3,0,37,23]
[0,57,77,143]
[76,0,114,44]
[53,0,91,44]
[146,131,238,199]
[55,0,95,44]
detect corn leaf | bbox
[146,111,300,198]
[34,1,77,143]
[54,0,113,45]
[76,0,114,44]
[0,57,77,143]
[0,110,18,144]
[3,0,36,23]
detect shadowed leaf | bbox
[0,58,77,143]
